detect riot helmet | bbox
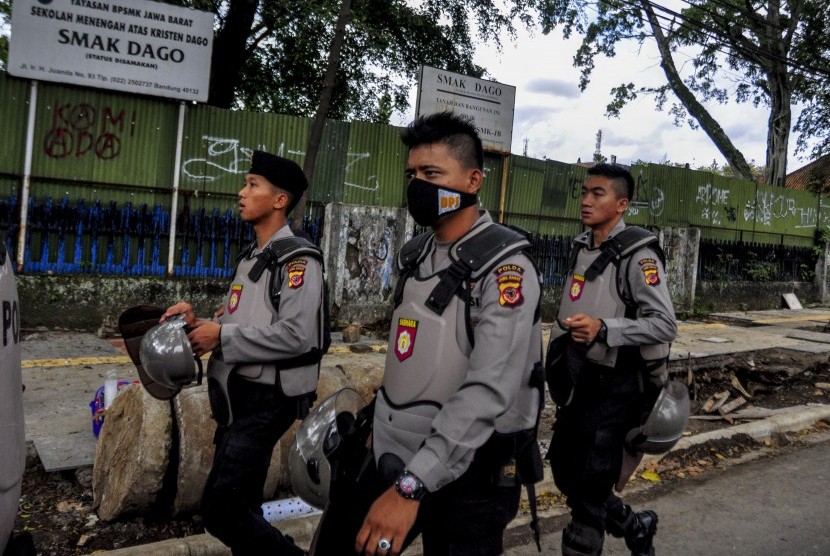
[288,388,366,509]
[138,314,201,398]
[625,380,690,454]
[119,305,180,400]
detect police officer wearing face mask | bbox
[311,111,544,556]
[161,151,326,556]
[547,163,677,556]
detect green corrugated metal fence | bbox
[1,69,829,275]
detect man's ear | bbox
[467,168,484,194]
[273,191,289,211]
[617,197,629,214]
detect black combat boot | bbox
[623,510,658,556]
[561,521,604,556]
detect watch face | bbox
[399,474,420,496]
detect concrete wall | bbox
[321,203,413,325]
[694,280,820,312]
[661,227,701,314]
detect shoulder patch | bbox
[286,258,308,288]
[638,257,657,266]
[642,264,660,286]
[497,274,523,308]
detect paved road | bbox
[505,438,830,555]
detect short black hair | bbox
[400,112,484,171]
[587,163,634,200]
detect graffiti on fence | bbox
[182,135,384,192]
[743,190,817,228]
[569,176,582,200]
[695,183,733,225]
[181,136,299,181]
[628,173,665,218]
[44,101,136,160]
[344,152,379,192]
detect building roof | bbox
[786,155,830,192]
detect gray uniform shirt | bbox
[404,212,542,492]
[559,219,677,352]
[218,225,324,368]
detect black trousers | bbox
[548,364,656,532]
[201,374,304,556]
[312,447,521,556]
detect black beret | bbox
[249,150,309,196]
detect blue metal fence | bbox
[0,195,324,278]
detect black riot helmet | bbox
[625,381,690,454]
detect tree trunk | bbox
[765,63,791,187]
[292,0,353,231]
[207,0,260,109]
[761,2,792,187]
[642,1,755,180]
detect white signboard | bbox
[8,0,214,103]
[416,65,516,154]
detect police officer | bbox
[313,112,543,556]
[547,163,677,556]
[162,151,325,556]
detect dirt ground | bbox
[12,348,830,555]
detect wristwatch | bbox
[394,470,427,501]
[597,320,608,344]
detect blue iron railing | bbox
[0,195,323,278]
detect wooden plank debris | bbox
[718,396,747,415]
[701,390,730,413]
[730,374,752,399]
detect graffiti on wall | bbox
[44,101,136,160]
[629,173,665,218]
[344,152,380,192]
[181,134,384,192]
[743,190,818,228]
[182,136,290,181]
[695,183,735,225]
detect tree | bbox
[161,0,553,122]
[540,0,830,186]
[0,0,9,72]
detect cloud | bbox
[524,78,580,98]
[514,104,562,124]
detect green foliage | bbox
[539,0,830,178]
[799,264,816,283]
[743,253,776,283]
[0,0,9,72]
[156,0,551,120]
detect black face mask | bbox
[406,178,478,227]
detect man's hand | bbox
[563,313,602,344]
[355,486,419,555]
[161,301,196,326]
[187,319,221,357]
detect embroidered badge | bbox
[638,257,657,266]
[569,274,585,301]
[286,258,307,288]
[394,318,418,362]
[642,265,660,286]
[497,274,524,307]
[228,284,242,314]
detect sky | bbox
[396,18,812,174]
